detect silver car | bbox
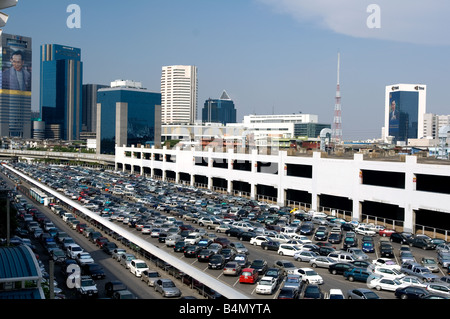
[154,279,181,298]
[309,256,336,269]
[294,250,319,262]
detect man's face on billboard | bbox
[11,54,24,71]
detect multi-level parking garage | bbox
[116,145,450,238]
[4,161,450,300]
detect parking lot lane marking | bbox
[233,278,240,287]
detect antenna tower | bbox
[332,52,342,143]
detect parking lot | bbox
[3,161,450,299]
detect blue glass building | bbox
[202,91,237,125]
[40,44,83,140]
[96,84,161,155]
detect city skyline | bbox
[2,0,450,140]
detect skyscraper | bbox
[96,80,161,155]
[384,84,427,144]
[161,65,197,124]
[0,33,32,138]
[82,83,108,133]
[40,44,83,140]
[202,90,237,125]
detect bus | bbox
[29,188,54,206]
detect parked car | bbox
[309,256,335,269]
[223,262,242,276]
[141,270,161,287]
[278,244,301,256]
[390,232,412,244]
[105,281,127,297]
[239,268,259,284]
[282,274,302,291]
[347,288,380,299]
[277,287,299,299]
[250,259,268,275]
[395,286,429,299]
[255,276,277,295]
[327,288,345,299]
[421,257,439,273]
[328,262,354,275]
[273,260,297,275]
[295,267,324,284]
[261,240,280,251]
[129,259,149,277]
[154,279,182,298]
[343,267,373,283]
[368,277,406,292]
[425,283,450,297]
[81,263,106,280]
[77,275,98,299]
[300,284,324,299]
[294,250,319,263]
[408,237,436,250]
[208,254,226,269]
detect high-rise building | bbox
[0,33,32,138]
[82,83,108,133]
[96,80,161,155]
[423,113,450,139]
[384,84,427,144]
[40,44,83,140]
[202,90,237,125]
[161,65,197,124]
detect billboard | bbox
[388,92,400,140]
[1,34,32,92]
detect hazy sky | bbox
[4,0,450,140]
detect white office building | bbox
[161,65,198,125]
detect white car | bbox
[141,225,152,235]
[129,259,149,277]
[368,277,407,292]
[184,233,202,245]
[398,276,427,288]
[255,276,277,295]
[277,244,301,256]
[295,267,324,284]
[355,225,376,236]
[76,252,94,266]
[66,244,84,259]
[250,236,271,246]
[372,266,405,280]
[372,258,401,270]
[327,288,345,299]
[288,234,312,244]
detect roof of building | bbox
[0,245,40,280]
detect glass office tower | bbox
[40,44,83,140]
[96,83,161,155]
[0,33,32,138]
[202,91,237,125]
[385,84,426,144]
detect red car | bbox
[379,229,396,237]
[239,268,259,284]
[95,237,109,248]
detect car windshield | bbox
[260,279,272,286]
[136,263,147,268]
[305,270,318,276]
[266,269,278,276]
[365,291,380,299]
[252,260,265,267]
[423,259,436,264]
[242,271,252,276]
[284,262,295,268]
[286,277,299,283]
[162,281,175,288]
[81,279,95,287]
